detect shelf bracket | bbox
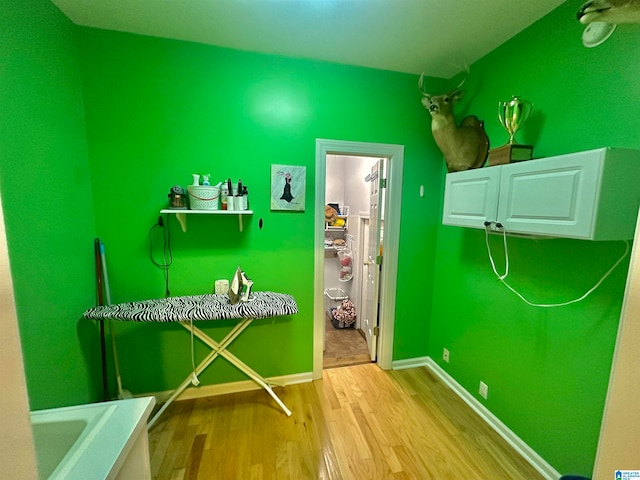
[175,212,187,232]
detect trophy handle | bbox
[498,102,505,127]
[497,101,516,144]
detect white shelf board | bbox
[160,209,253,232]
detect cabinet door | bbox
[442,167,501,229]
[497,150,604,238]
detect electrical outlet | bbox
[442,348,450,363]
[479,381,488,399]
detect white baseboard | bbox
[145,371,314,404]
[391,356,430,370]
[421,357,561,480]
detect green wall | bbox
[0,0,100,409]
[429,0,640,476]
[76,29,442,393]
[2,0,443,412]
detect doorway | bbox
[313,139,404,379]
[322,155,379,369]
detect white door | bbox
[362,160,384,361]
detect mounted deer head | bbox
[577,0,640,24]
[419,67,489,172]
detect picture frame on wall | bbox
[270,164,306,211]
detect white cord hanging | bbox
[484,222,630,308]
[485,223,509,280]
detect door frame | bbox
[313,139,404,379]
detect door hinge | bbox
[373,326,380,336]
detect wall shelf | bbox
[160,209,253,232]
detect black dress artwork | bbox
[280,173,293,203]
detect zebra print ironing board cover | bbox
[83,291,298,322]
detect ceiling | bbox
[50,0,566,78]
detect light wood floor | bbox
[148,364,545,479]
[323,315,371,369]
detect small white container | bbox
[214,279,229,294]
[187,185,220,210]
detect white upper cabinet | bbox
[442,148,640,240]
[442,166,501,228]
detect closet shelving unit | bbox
[325,214,349,232]
[324,206,349,254]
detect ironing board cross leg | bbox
[186,320,285,388]
[148,317,292,429]
[183,321,292,416]
[148,340,223,429]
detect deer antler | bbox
[447,62,469,93]
[418,73,428,96]
[418,62,469,97]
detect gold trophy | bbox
[499,96,533,145]
[488,96,534,166]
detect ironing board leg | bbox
[187,322,285,387]
[148,318,291,428]
[185,322,292,417]
[148,346,218,428]
[220,350,292,416]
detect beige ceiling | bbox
[50,0,566,78]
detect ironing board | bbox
[83,291,298,428]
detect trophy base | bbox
[488,144,533,166]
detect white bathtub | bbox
[30,396,155,479]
